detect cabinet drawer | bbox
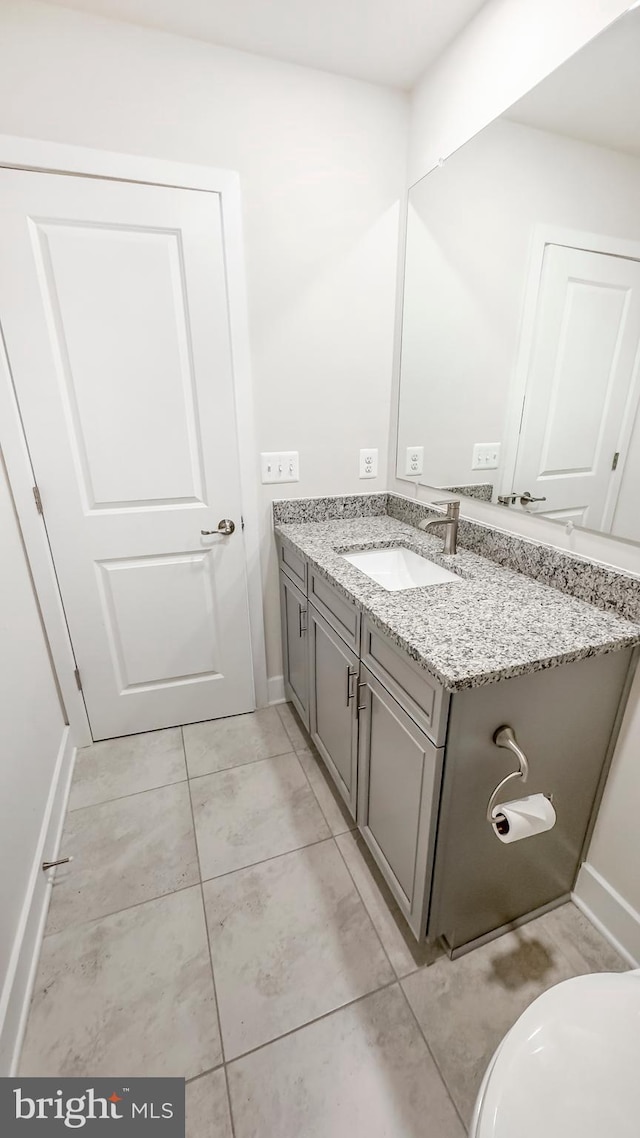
[357,666,444,941]
[361,618,449,746]
[309,568,360,650]
[278,539,307,592]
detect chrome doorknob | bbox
[201,519,235,536]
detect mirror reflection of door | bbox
[394,5,640,546]
[513,244,640,537]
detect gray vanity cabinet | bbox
[308,603,359,818]
[430,646,634,955]
[277,535,636,954]
[279,570,310,728]
[357,666,444,939]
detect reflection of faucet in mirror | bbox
[418,499,460,555]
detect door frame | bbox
[500,224,640,516]
[0,134,267,748]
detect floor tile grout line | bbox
[224,977,401,1069]
[276,702,356,837]
[200,833,335,887]
[67,774,189,814]
[292,728,346,838]
[181,725,237,1138]
[282,701,417,983]
[186,746,298,784]
[332,831,400,981]
[185,1061,224,1085]
[42,879,200,940]
[334,832,441,982]
[397,980,468,1132]
[276,703,327,760]
[297,756,358,837]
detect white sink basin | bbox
[341,546,461,591]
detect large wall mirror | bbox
[396,6,640,544]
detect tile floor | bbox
[20,702,628,1136]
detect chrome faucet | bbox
[418,499,460,555]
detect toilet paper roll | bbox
[491,793,556,844]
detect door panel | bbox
[367,688,426,899]
[97,552,221,689]
[357,668,443,941]
[513,244,640,528]
[279,572,309,727]
[308,604,358,817]
[0,168,254,739]
[35,221,204,509]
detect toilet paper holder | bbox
[486,725,530,824]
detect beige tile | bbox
[183,708,292,777]
[203,840,393,1059]
[68,728,186,811]
[191,753,329,880]
[47,782,199,933]
[538,901,629,975]
[336,831,443,977]
[277,701,310,751]
[298,746,356,836]
[186,1069,232,1138]
[228,984,464,1138]
[402,920,578,1124]
[20,888,222,1078]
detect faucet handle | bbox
[426,498,459,516]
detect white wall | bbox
[0,453,69,1070]
[394,0,640,963]
[408,0,631,184]
[397,117,640,494]
[0,0,408,684]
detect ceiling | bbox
[38,0,488,89]
[508,7,640,158]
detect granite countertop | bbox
[275,515,640,691]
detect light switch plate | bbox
[359,448,378,479]
[404,446,424,477]
[472,442,501,470]
[260,451,299,484]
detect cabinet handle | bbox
[346,667,357,706]
[298,605,307,637]
[357,680,367,712]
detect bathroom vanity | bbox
[276,496,640,955]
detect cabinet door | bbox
[357,667,444,940]
[308,603,359,818]
[279,571,309,728]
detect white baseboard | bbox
[0,727,77,1074]
[267,674,285,705]
[573,862,640,968]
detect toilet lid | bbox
[475,971,640,1138]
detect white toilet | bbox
[470,969,640,1137]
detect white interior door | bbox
[512,244,640,527]
[0,168,255,740]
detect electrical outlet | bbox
[404,446,424,477]
[472,442,501,470]
[359,448,378,479]
[260,451,299,484]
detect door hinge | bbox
[241,515,245,531]
[612,451,620,471]
[74,667,83,692]
[32,485,43,514]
